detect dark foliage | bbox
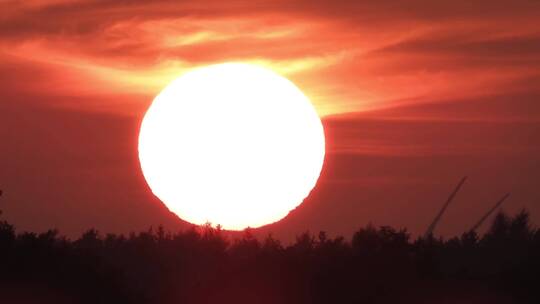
[0,210,538,303]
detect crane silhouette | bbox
[424,176,467,238]
[469,193,510,232]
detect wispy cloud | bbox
[1,0,539,115]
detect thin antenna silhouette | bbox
[469,193,510,232]
[424,176,467,238]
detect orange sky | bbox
[1,0,539,239]
[2,0,539,116]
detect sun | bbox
[138,63,325,230]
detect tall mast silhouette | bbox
[469,193,510,232]
[424,176,467,238]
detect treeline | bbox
[0,210,539,304]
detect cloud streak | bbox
[1,0,539,115]
[2,0,540,238]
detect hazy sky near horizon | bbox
[1,0,539,239]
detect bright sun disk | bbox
[138,63,325,230]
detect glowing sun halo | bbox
[138,63,325,230]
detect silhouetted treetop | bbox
[0,209,538,304]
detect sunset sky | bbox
[1,0,539,240]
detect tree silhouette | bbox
[0,208,538,303]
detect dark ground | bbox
[0,209,538,304]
